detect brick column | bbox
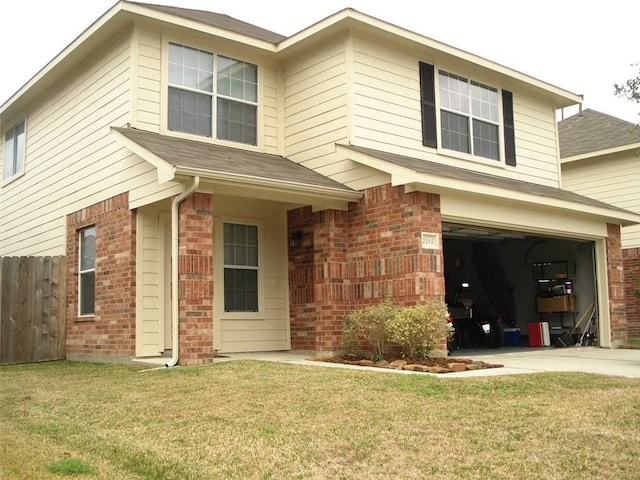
[66,193,136,361]
[348,184,444,306]
[178,193,214,365]
[313,209,350,352]
[606,223,627,346]
[288,206,316,350]
[623,247,640,340]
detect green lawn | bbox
[1,360,639,479]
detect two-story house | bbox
[2,1,639,365]
[560,109,640,342]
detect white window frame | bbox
[3,119,26,181]
[222,221,261,313]
[167,42,258,145]
[79,226,96,316]
[438,70,501,161]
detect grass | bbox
[0,360,639,479]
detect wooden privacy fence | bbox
[0,256,66,365]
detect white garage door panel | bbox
[441,194,607,239]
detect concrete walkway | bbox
[217,346,640,378]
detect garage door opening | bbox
[443,223,599,350]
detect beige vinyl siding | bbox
[262,63,279,154]
[135,29,162,132]
[349,35,561,187]
[0,33,137,256]
[136,204,164,357]
[563,153,640,248]
[213,196,289,353]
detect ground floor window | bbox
[79,226,96,315]
[223,222,258,312]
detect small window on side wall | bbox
[79,226,96,316]
[3,119,26,180]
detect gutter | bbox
[165,176,200,368]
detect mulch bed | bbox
[307,354,504,374]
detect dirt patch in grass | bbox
[308,353,504,373]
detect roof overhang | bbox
[2,2,583,120]
[337,144,640,228]
[111,127,361,211]
[561,142,640,165]
[279,9,582,109]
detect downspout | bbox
[165,176,200,367]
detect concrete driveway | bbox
[220,346,640,378]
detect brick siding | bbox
[606,224,627,345]
[66,193,136,359]
[623,247,640,339]
[288,184,445,353]
[177,193,214,365]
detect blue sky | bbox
[2,0,639,123]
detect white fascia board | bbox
[339,145,640,227]
[278,9,582,107]
[110,127,176,183]
[561,142,640,164]
[175,166,362,202]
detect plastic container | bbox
[503,328,521,346]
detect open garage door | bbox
[442,223,599,349]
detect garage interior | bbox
[442,222,598,349]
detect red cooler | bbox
[528,322,551,347]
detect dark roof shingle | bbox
[558,108,640,158]
[130,1,287,43]
[113,127,353,192]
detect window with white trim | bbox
[168,43,258,145]
[223,223,259,312]
[419,62,517,165]
[79,226,96,316]
[3,119,25,180]
[439,71,499,160]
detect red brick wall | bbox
[178,193,214,365]
[66,193,136,359]
[348,184,444,307]
[623,247,640,339]
[287,184,445,353]
[288,207,316,350]
[606,224,627,345]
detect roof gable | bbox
[558,108,640,159]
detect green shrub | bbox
[635,276,640,299]
[386,300,449,358]
[342,298,397,360]
[342,298,449,360]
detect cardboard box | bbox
[536,295,577,313]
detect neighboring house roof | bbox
[339,144,640,223]
[131,2,287,43]
[112,127,356,195]
[558,109,640,159]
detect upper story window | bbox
[3,119,26,180]
[419,62,516,166]
[168,43,258,146]
[439,72,499,160]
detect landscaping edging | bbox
[307,356,504,374]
